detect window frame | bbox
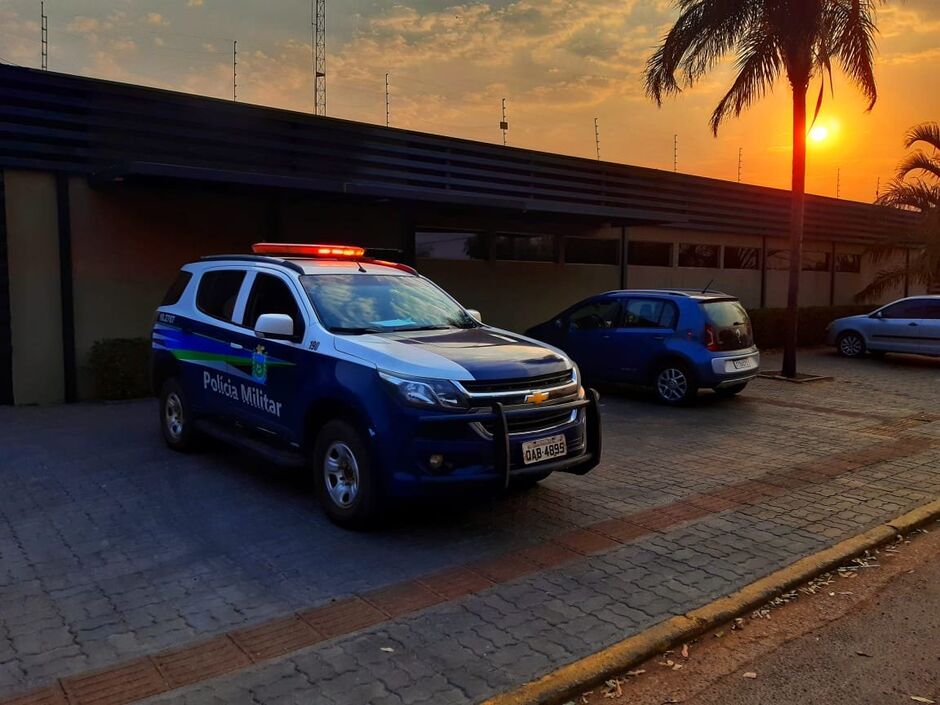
[618,297,679,330]
[565,298,623,333]
[241,270,308,341]
[677,243,721,269]
[722,245,761,270]
[627,240,674,268]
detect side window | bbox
[196,270,246,322]
[161,271,192,306]
[622,299,675,328]
[922,301,940,320]
[244,273,304,337]
[568,300,621,331]
[881,300,922,319]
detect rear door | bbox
[912,299,940,354]
[604,297,678,383]
[558,297,623,381]
[868,299,926,353]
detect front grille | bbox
[460,370,573,394]
[479,408,576,436]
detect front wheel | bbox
[313,420,383,529]
[837,331,866,358]
[653,362,698,406]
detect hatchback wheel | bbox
[313,420,382,529]
[837,331,866,358]
[653,362,698,405]
[159,379,200,452]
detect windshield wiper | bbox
[388,324,451,332]
[329,326,384,335]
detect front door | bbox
[231,271,310,440]
[868,299,929,353]
[559,298,623,382]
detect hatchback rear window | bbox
[701,300,753,351]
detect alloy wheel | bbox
[164,392,184,440]
[657,367,688,402]
[839,334,864,357]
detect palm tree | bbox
[856,122,940,301]
[645,0,882,377]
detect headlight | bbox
[378,371,467,409]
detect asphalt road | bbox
[690,536,939,705]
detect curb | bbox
[480,498,940,705]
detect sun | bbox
[809,125,829,142]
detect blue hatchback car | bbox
[526,289,760,404]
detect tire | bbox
[313,419,383,529]
[715,382,748,398]
[837,331,866,358]
[159,378,200,452]
[652,362,698,406]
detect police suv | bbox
[152,244,601,528]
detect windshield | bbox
[301,273,478,334]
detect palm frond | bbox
[830,0,879,110]
[854,265,913,303]
[903,121,940,151]
[709,28,781,134]
[877,178,940,212]
[895,150,940,182]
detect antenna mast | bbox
[232,40,237,101]
[593,117,600,160]
[836,168,841,198]
[737,147,742,182]
[41,1,48,70]
[500,98,509,146]
[385,72,390,127]
[312,0,326,115]
[673,134,678,172]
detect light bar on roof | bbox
[252,243,366,258]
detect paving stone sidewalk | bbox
[1,350,939,704]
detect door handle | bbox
[230,342,244,349]
[908,322,919,327]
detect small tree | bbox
[857,122,940,301]
[645,0,883,377]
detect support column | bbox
[0,172,13,405]
[56,174,77,403]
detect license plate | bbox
[731,357,756,371]
[522,434,567,465]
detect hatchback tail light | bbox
[703,324,720,351]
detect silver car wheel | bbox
[657,367,688,402]
[164,392,184,440]
[839,333,864,357]
[324,442,360,509]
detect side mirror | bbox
[466,308,482,323]
[255,313,294,339]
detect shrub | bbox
[748,305,874,349]
[88,337,151,400]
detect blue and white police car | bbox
[151,244,601,528]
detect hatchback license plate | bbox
[522,434,567,465]
[732,357,755,370]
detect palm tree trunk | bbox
[782,85,807,378]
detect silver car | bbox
[826,296,940,358]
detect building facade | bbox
[0,65,921,405]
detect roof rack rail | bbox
[199,254,305,274]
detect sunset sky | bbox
[1,0,938,202]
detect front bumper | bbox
[389,390,602,492]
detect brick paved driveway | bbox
[1,350,939,704]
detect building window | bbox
[564,237,620,265]
[835,253,862,273]
[415,232,487,260]
[678,243,720,268]
[627,241,673,267]
[723,246,760,270]
[493,234,555,262]
[766,249,791,270]
[802,251,831,272]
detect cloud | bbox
[187,0,205,6]
[145,13,169,27]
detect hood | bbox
[333,326,571,381]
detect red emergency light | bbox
[252,243,366,258]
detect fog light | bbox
[429,454,444,470]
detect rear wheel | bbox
[715,382,748,398]
[313,420,382,529]
[159,378,200,452]
[837,331,866,358]
[653,362,698,406]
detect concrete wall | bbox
[4,171,65,404]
